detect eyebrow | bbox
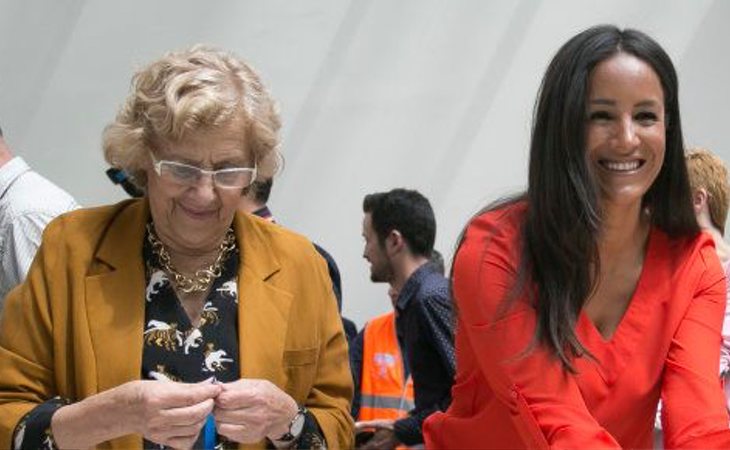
[588,99,661,108]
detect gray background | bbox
[1,0,728,326]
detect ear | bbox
[693,188,708,213]
[385,230,404,255]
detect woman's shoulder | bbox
[42,199,143,243]
[237,212,323,266]
[453,201,526,287]
[460,200,526,251]
[658,228,716,263]
[654,228,724,287]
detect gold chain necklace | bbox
[146,223,237,294]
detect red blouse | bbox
[424,203,730,449]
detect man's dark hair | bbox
[363,188,435,258]
[0,125,3,137]
[248,178,274,204]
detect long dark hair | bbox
[459,25,698,371]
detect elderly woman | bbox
[0,46,353,449]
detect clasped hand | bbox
[129,378,298,449]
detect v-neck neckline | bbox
[576,226,662,383]
[582,226,655,343]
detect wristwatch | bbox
[274,406,307,444]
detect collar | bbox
[94,199,281,282]
[0,157,31,199]
[395,262,434,311]
[253,205,276,223]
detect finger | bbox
[158,398,215,426]
[217,422,262,444]
[355,420,381,430]
[153,418,207,442]
[158,382,222,408]
[213,406,251,424]
[147,415,207,440]
[357,419,394,430]
[214,387,261,410]
[216,422,239,441]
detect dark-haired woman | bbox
[423,25,730,449]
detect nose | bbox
[190,173,218,202]
[614,116,640,151]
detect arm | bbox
[450,228,620,449]
[50,380,218,449]
[0,219,220,449]
[661,247,730,449]
[393,294,455,445]
[0,226,60,446]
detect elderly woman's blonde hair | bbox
[103,45,282,189]
[686,147,730,235]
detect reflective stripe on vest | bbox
[358,311,415,421]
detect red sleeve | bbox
[661,243,730,449]
[452,213,620,449]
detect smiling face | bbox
[585,52,666,210]
[146,121,250,255]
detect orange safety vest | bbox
[358,311,415,421]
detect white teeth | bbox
[602,160,640,172]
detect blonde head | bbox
[686,147,730,235]
[103,45,281,189]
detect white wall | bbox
[1,0,728,327]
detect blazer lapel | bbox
[236,213,292,388]
[85,200,148,393]
[85,206,294,392]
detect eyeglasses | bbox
[150,151,257,189]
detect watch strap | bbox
[273,406,307,444]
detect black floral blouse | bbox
[12,228,325,450]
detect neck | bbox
[390,255,429,292]
[167,246,222,275]
[152,227,227,276]
[0,139,13,167]
[597,202,649,268]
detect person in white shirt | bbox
[654,146,730,448]
[0,126,79,307]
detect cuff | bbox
[12,397,70,450]
[393,415,423,446]
[267,410,326,450]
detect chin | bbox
[370,272,387,283]
[602,194,646,208]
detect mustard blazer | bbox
[0,199,354,449]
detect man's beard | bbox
[369,260,394,283]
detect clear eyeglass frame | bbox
[149,151,257,189]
